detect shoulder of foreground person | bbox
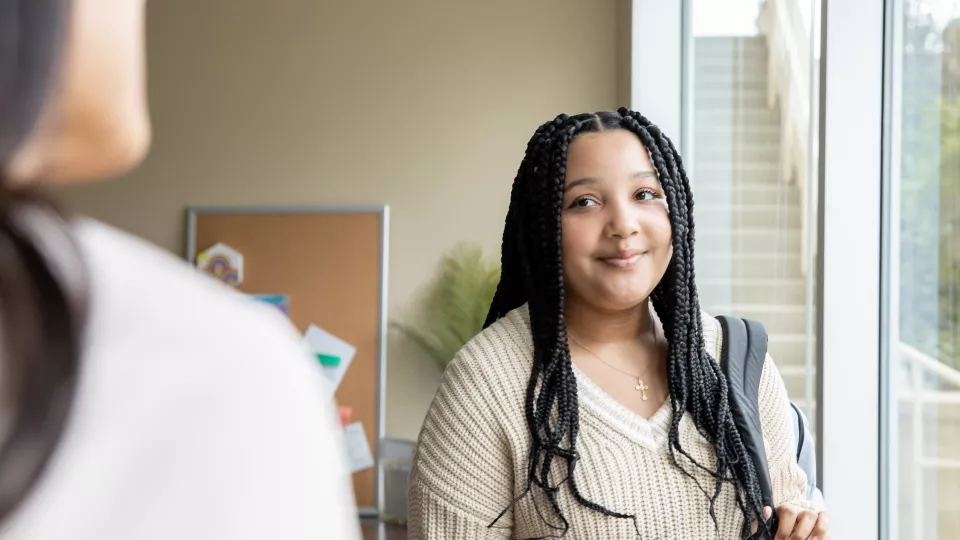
[73,219,327,391]
[0,219,363,540]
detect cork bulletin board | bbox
[186,206,389,516]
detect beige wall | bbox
[58,0,627,440]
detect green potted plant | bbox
[392,243,500,370]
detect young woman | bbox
[0,1,358,538]
[409,110,830,539]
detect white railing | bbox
[897,342,960,540]
[757,0,817,278]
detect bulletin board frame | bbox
[185,205,389,518]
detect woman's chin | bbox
[564,274,658,312]
[587,291,654,313]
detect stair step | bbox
[694,184,800,205]
[694,125,781,141]
[775,356,811,370]
[693,69,769,86]
[699,304,808,334]
[700,277,806,287]
[694,86,769,99]
[694,108,781,125]
[693,176,792,187]
[698,280,807,305]
[696,201,800,211]
[695,94,770,110]
[695,162,781,172]
[770,335,814,369]
[693,136,782,152]
[695,36,768,53]
[693,166,783,185]
[693,66,768,81]
[697,253,804,284]
[702,303,808,313]
[699,289,806,309]
[697,227,802,254]
[696,257,804,280]
[695,46,769,60]
[695,79,769,95]
[696,250,801,265]
[694,110,778,126]
[780,366,816,400]
[693,62,769,78]
[697,204,802,229]
[693,141,781,163]
[779,364,818,403]
[695,40,769,54]
[695,56,769,69]
[693,178,792,190]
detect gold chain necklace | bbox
[568,332,655,401]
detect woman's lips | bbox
[599,252,643,268]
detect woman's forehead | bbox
[565,130,658,182]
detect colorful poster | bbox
[196,242,244,287]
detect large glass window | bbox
[686,0,821,419]
[887,1,960,537]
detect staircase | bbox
[692,36,813,406]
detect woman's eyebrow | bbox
[564,177,597,192]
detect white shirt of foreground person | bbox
[0,220,362,540]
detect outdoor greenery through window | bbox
[890,0,960,537]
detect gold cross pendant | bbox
[635,377,649,401]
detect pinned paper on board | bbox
[342,422,375,474]
[196,242,244,287]
[249,294,291,317]
[303,324,356,397]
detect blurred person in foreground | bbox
[0,1,360,538]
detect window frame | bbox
[816,0,885,537]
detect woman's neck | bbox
[563,297,655,345]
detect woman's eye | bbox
[569,197,598,209]
[636,189,659,202]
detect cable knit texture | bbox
[408,305,821,539]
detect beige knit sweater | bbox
[408,305,820,539]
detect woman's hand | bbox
[771,504,830,540]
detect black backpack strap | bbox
[715,316,774,510]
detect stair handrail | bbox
[757,0,816,277]
[900,341,960,390]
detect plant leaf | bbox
[390,242,501,369]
